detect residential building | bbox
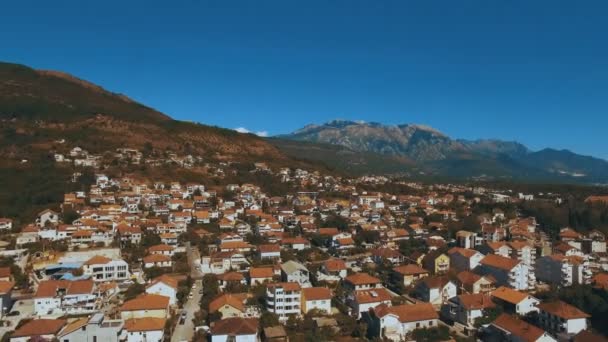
[442,293,495,327]
[486,314,556,342]
[120,293,170,320]
[57,313,124,342]
[34,279,97,316]
[491,286,539,316]
[280,260,311,288]
[536,255,592,287]
[538,301,590,338]
[210,317,259,342]
[122,317,166,342]
[301,287,332,314]
[266,282,302,320]
[10,319,67,342]
[392,264,429,287]
[375,303,439,341]
[414,276,457,305]
[477,254,532,290]
[82,255,130,282]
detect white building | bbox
[280,260,311,288]
[122,317,166,342]
[82,255,130,282]
[301,287,332,314]
[477,254,532,290]
[538,301,590,337]
[34,280,97,316]
[376,303,439,341]
[266,282,302,320]
[448,247,484,272]
[491,286,539,316]
[145,275,178,306]
[57,313,124,342]
[210,317,259,342]
[535,255,592,287]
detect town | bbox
[0,145,606,342]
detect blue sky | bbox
[2,1,608,158]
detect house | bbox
[146,274,179,306]
[217,272,247,290]
[57,313,124,342]
[82,255,130,282]
[448,247,484,272]
[301,287,332,314]
[455,270,495,294]
[442,293,495,327]
[148,244,175,256]
[371,248,405,265]
[120,293,170,320]
[318,259,348,282]
[421,251,450,275]
[280,260,311,288]
[266,282,302,320]
[123,317,166,342]
[486,314,556,342]
[344,273,382,292]
[392,264,429,287]
[259,244,281,260]
[375,303,439,341]
[477,254,532,290]
[201,251,249,274]
[10,319,66,342]
[249,267,275,285]
[414,276,457,305]
[209,293,248,318]
[0,218,13,231]
[535,255,592,287]
[37,209,60,227]
[538,301,590,338]
[143,254,173,269]
[491,286,539,316]
[350,288,393,318]
[34,279,97,316]
[281,236,310,251]
[210,317,259,342]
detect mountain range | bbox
[276,120,608,183]
[1,60,607,184]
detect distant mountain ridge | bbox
[279,120,608,183]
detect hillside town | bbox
[0,146,606,342]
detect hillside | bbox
[0,62,294,161]
[281,120,608,183]
[0,62,328,222]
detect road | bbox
[171,242,203,342]
[171,278,202,342]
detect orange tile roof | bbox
[0,280,14,294]
[492,314,546,342]
[35,280,95,298]
[354,288,392,304]
[148,244,174,252]
[217,271,245,282]
[58,317,88,336]
[12,319,66,338]
[83,255,112,265]
[258,244,281,253]
[318,228,339,236]
[143,254,172,263]
[457,293,495,310]
[393,264,429,276]
[538,301,590,319]
[124,317,166,332]
[209,293,247,313]
[375,303,438,322]
[491,286,529,305]
[211,317,258,336]
[302,287,332,301]
[121,293,170,311]
[480,254,519,271]
[147,274,179,289]
[345,273,381,285]
[249,267,274,279]
[448,247,479,258]
[324,259,347,272]
[220,241,252,250]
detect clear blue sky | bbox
[2,1,608,158]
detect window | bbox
[429,321,434,326]
[416,323,420,328]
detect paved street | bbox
[171,242,203,342]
